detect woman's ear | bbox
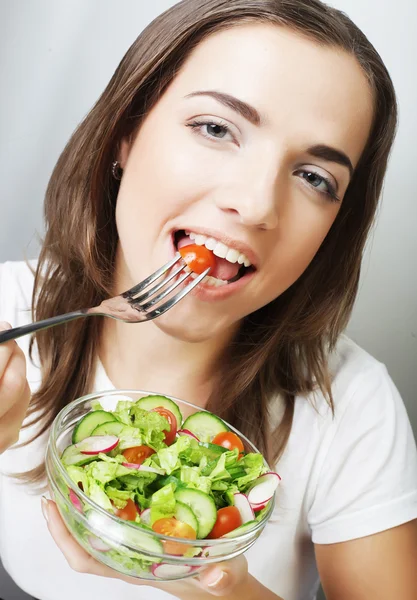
[118,137,132,169]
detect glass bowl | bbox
[45,390,276,581]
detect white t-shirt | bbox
[0,259,416,600]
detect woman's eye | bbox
[296,170,339,202]
[186,119,235,143]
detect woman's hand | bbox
[0,322,31,454]
[42,497,255,599]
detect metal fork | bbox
[0,253,209,344]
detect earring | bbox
[111,160,123,180]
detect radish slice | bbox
[88,535,112,552]
[152,563,194,578]
[251,501,267,512]
[177,429,200,441]
[121,462,165,475]
[76,435,119,455]
[140,508,151,525]
[233,493,255,524]
[69,488,83,513]
[247,472,281,506]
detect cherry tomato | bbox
[179,244,216,275]
[114,498,138,521]
[212,431,245,454]
[207,506,242,539]
[122,445,155,465]
[151,407,177,445]
[152,517,196,555]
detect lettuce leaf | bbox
[156,435,191,474]
[150,483,176,524]
[179,465,211,494]
[105,486,135,509]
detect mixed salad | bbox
[59,394,280,574]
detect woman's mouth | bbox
[173,230,255,288]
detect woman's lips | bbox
[169,236,255,301]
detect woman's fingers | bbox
[0,324,31,453]
[197,554,249,596]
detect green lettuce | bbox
[179,465,211,494]
[105,486,135,509]
[150,483,176,524]
[157,435,191,474]
[88,480,113,511]
[66,465,90,494]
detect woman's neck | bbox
[98,316,232,408]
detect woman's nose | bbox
[214,159,282,230]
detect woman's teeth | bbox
[187,231,252,267]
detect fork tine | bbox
[144,268,211,319]
[122,254,182,298]
[132,263,186,303]
[135,269,193,312]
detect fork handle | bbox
[0,310,88,344]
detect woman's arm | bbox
[315,520,417,600]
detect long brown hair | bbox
[16,0,397,485]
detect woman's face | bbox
[115,24,373,342]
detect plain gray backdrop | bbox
[0,1,416,599]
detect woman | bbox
[0,1,416,599]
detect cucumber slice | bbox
[182,412,229,443]
[72,411,116,443]
[227,467,247,479]
[222,520,258,538]
[174,500,198,534]
[187,442,228,467]
[61,444,97,467]
[135,395,183,429]
[91,421,126,437]
[174,488,217,538]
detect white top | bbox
[0,259,416,600]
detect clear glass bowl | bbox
[45,390,276,581]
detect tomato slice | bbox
[152,517,197,555]
[178,244,216,275]
[122,445,155,465]
[207,506,242,539]
[151,407,177,446]
[114,498,138,521]
[212,432,245,454]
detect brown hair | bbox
[16,0,397,485]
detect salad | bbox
[59,394,280,574]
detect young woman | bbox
[0,1,416,599]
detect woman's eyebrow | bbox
[306,144,354,177]
[184,90,262,126]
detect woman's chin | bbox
[153,304,238,344]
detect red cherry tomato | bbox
[152,517,196,555]
[179,244,216,275]
[122,445,155,465]
[151,407,177,445]
[212,431,245,454]
[207,506,242,539]
[114,498,138,521]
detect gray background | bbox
[0,1,416,598]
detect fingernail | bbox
[0,322,11,330]
[41,496,49,523]
[205,569,227,588]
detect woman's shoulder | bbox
[280,334,410,436]
[328,334,388,403]
[0,258,38,324]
